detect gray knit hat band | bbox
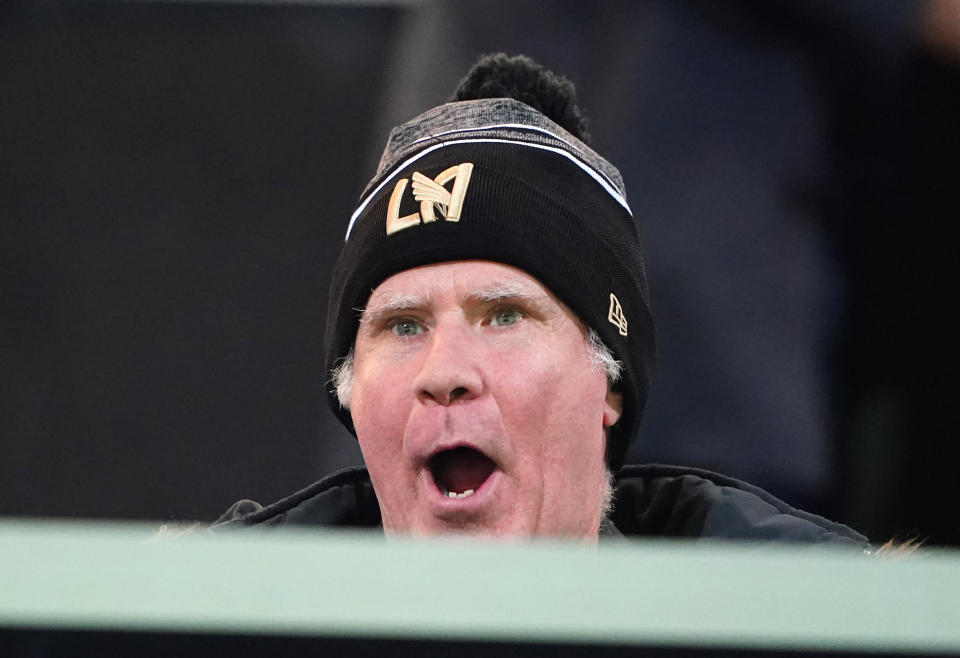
[356,98,629,214]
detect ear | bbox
[603,388,622,428]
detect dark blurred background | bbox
[1,0,958,545]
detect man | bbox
[215,54,867,546]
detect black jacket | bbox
[213,463,868,547]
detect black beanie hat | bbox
[324,59,655,468]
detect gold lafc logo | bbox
[386,163,474,235]
[608,293,628,336]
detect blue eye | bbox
[391,319,423,337]
[490,308,522,327]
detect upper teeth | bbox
[444,489,475,499]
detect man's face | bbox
[349,260,621,539]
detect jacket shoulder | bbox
[612,464,869,546]
[210,466,380,531]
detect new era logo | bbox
[608,293,628,336]
[386,163,474,235]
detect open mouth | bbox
[428,447,497,499]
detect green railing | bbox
[2,519,958,654]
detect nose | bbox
[413,323,483,406]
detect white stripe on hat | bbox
[407,123,625,195]
[345,137,632,241]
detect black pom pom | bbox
[451,53,591,144]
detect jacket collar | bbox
[213,463,868,547]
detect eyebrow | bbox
[359,292,428,329]
[467,279,550,304]
[359,279,551,329]
[467,281,539,302]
